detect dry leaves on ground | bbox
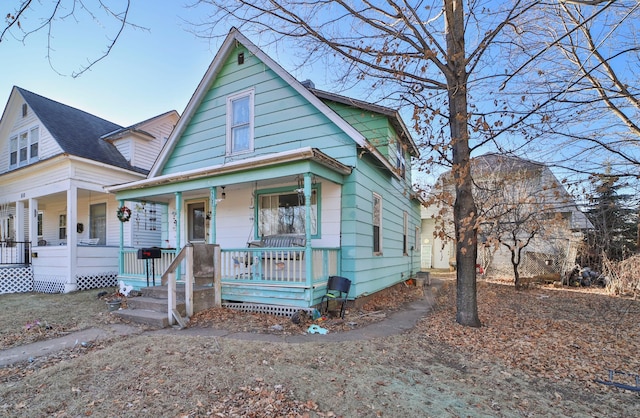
[190,281,424,334]
[419,280,640,390]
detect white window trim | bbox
[9,126,39,169]
[396,140,406,178]
[373,192,383,255]
[225,89,255,155]
[403,211,409,256]
[9,135,18,169]
[29,126,39,163]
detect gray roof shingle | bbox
[17,87,144,173]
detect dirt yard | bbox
[1,277,639,417]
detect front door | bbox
[187,201,206,243]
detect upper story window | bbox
[395,139,406,178]
[226,89,254,155]
[9,126,39,169]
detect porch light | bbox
[221,186,226,200]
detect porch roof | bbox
[106,147,352,199]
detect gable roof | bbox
[473,153,593,230]
[16,87,143,172]
[309,88,420,157]
[101,110,179,142]
[150,28,414,178]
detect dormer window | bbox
[226,89,254,155]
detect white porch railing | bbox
[220,247,340,284]
[121,246,340,286]
[122,248,177,281]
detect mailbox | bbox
[137,247,162,260]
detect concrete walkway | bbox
[0,279,442,367]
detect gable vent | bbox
[22,103,27,117]
[237,52,244,65]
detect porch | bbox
[119,246,341,307]
[0,240,31,265]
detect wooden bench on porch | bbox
[232,234,306,279]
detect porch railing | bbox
[0,240,31,265]
[122,248,177,281]
[120,246,340,286]
[220,247,340,283]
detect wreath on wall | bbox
[117,206,132,222]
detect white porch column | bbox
[304,173,313,287]
[15,201,25,242]
[66,185,78,292]
[29,198,38,245]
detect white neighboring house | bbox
[421,154,593,277]
[0,86,178,293]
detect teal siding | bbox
[162,45,357,175]
[135,35,421,306]
[340,152,421,297]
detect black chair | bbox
[321,276,352,319]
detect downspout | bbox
[304,173,313,297]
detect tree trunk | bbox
[446,0,481,327]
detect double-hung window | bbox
[29,127,39,163]
[226,90,254,155]
[9,136,17,168]
[395,140,406,178]
[19,132,28,165]
[8,127,39,169]
[403,211,408,255]
[373,193,382,254]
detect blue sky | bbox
[0,2,325,127]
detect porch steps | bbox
[112,284,217,328]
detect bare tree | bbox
[435,154,581,288]
[474,155,569,288]
[1,0,138,77]
[189,0,564,327]
[501,0,640,181]
[190,0,622,326]
[4,0,619,327]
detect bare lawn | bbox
[1,279,639,417]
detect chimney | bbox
[301,79,315,89]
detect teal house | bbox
[108,29,422,310]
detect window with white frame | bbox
[258,189,317,237]
[59,214,67,240]
[19,132,28,165]
[403,211,408,255]
[29,127,39,163]
[373,193,382,254]
[9,135,17,168]
[37,212,43,238]
[226,90,254,155]
[395,139,406,178]
[9,126,39,169]
[90,203,106,245]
